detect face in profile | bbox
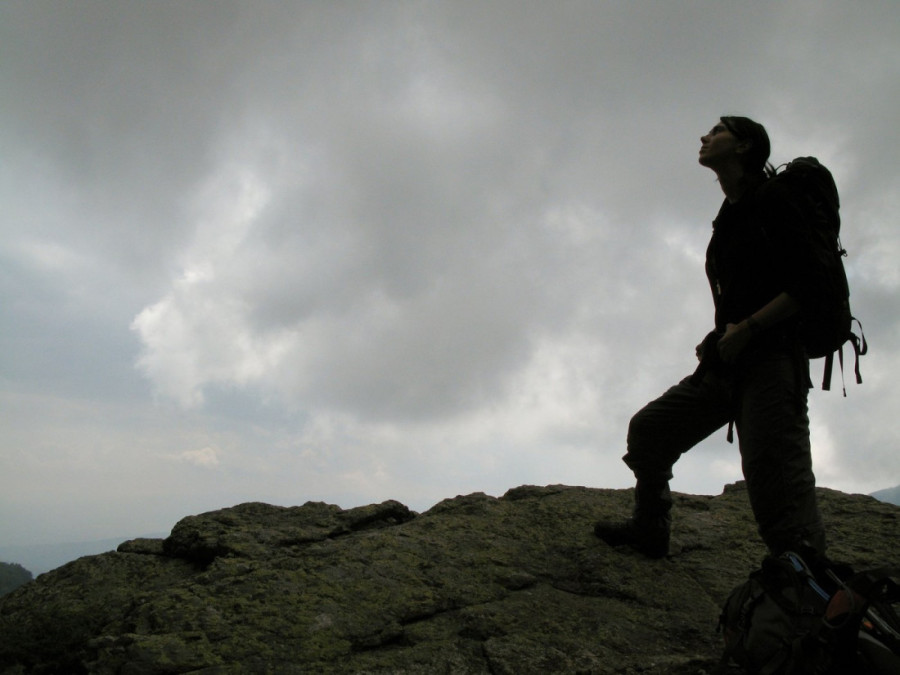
[698,122,744,170]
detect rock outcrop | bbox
[1,483,897,674]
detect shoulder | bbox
[754,175,791,205]
[752,175,804,222]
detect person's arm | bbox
[717,292,800,363]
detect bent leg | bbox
[596,372,732,558]
[624,372,733,485]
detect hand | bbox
[717,322,751,364]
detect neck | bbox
[716,164,749,203]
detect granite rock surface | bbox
[1,482,897,674]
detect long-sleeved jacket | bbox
[705,180,811,334]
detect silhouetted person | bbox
[595,116,825,559]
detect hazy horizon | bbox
[4,484,900,578]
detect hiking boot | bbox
[594,517,670,559]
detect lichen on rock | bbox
[1,483,897,673]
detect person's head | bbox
[718,116,773,178]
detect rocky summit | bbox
[1,483,898,674]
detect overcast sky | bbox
[2,1,898,547]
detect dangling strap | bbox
[822,352,835,392]
[850,317,867,386]
[821,317,867,395]
[823,346,848,396]
[839,346,847,397]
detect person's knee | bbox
[624,409,676,479]
[626,407,652,449]
[624,414,648,464]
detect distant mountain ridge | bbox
[0,563,31,597]
[0,534,166,577]
[871,484,900,506]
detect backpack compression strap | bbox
[821,318,867,395]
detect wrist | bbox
[745,316,762,335]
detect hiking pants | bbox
[622,346,826,556]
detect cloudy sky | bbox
[2,1,898,548]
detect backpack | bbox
[765,157,867,394]
[830,566,900,673]
[717,551,900,674]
